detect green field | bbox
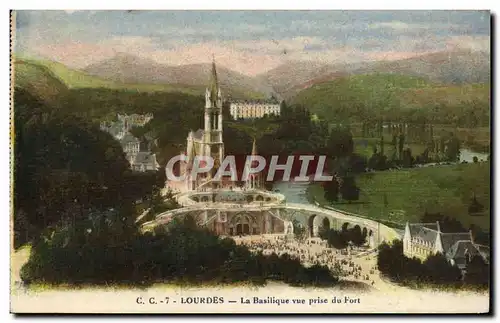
[307,162,490,231]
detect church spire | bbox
[209,55,219,103]
[251,137,258,156]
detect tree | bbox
[439,136,446,155]
[468,193,485,215]
[380,134,385,156]
[402,148,413,168]
[391,133,397,151]
[423,253,462,284]
[420,212,466,233]
[377,240,406,280]
[398,133,405,160]
[321,228,348,249]
[323,178,339,202]
[368,151,388,170]
[348,225,366,246]
[327,128,354,158]
[340,176,360,203]
[280,100,290,117]
[445,133,461,162]
[464,255,489,287]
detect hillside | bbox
[83,53,268,99]
[256,60,335,94]
[259,50,489,98]
[13,59,69,107]
[352,50,490,84]
[14,57,207,96]
[400,83,490,107]
[291,73,433,122]
[13,57,207,165]
[290,73,490,125]
[256,60,371,98]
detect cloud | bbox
[369,21,416,30]
[445,36,490,52]
[13,10,490,75]
[230,37,325,54]
[364,51,432,61]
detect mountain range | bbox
[81,49,489,100]
[83,53,273,99]
[258,50,490,98]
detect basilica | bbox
[177,59,226,192]
[162,59,292,237]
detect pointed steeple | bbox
[251,137,258,155]
[247,137,261,190]
[209,55,219,103]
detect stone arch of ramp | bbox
[306,214,332,237]
[141,203,401,246]
[307,214,317,237]
[274,203,400,246]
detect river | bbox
[272,181,310,204]
[460,148,489,163]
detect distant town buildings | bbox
[229,99,281,120]
[100,113,153,140]
[117,113,153,131]
[101,113,159,172]
[403,221,489,272]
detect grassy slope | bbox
[291,73,490,121]
[13,59,69,106]
[15,57,266,100]
[16,58,204,95]
[291,73,431,117]
[308,162,490,231]
[400,83,490,107]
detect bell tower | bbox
[203,57,225,180]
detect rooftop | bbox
[408,222,440,245]
[230,99,281,104]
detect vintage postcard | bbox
[10,10,491,314]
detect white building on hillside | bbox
[229,99,281,120]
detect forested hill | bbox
[14,59,69,108]
[291,73,490,127]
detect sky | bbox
[14,10,490,76]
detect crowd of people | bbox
[233,235,378,287]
